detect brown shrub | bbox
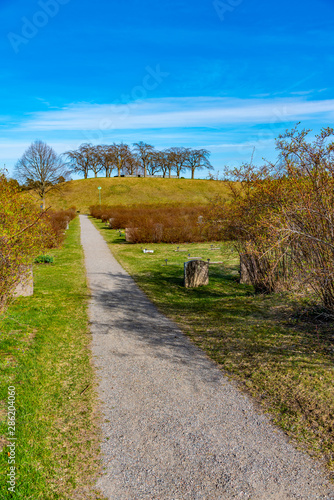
[43,207,77,248]
[89,204,223,243]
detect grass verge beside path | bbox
[93,218,334,477]
[0,217,105,499]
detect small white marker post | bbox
[98,186,102,208]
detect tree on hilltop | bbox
[184,148,212,179]
[96,145,115,177]
[167,147,188,178]
[65,143,101,179]
[111,143,134,177]
[133,142,155,177]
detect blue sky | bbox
[1,0,334,178]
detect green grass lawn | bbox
[0,218,105,499]
[93,219,334,475]
[25,177,231,212]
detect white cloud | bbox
[3,96,333,175]
[15,96,334,133]
[205,138,275,152]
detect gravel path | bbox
[80,215,334,500]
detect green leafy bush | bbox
[0,174,47,312]
[34,255,54,264]
[0,173,76,313]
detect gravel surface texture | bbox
[80,215,334,500]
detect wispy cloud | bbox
[204,138,275,152]
[16,96,334,132]
[3,96,334,175]
[0,139,78,160]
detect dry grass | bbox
[25,177,231,212]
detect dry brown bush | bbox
[90,204,223,243]
[43,207,77,248]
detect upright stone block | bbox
[184,260,209,288]
[125,228,132,242]
[14,266,34,297]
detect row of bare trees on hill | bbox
[65,141,212,179]
[12,140,212,209]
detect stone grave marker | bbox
[184,260,209,288]
[14,266,34,297]
[125,227,138,242]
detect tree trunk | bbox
[41,195,46,210]
[240,254,252,284]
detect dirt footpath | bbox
[80,215,334,500]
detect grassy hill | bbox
[31,177,231,212]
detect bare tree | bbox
[15,140,69,209]
[111,143,134,177]
[65,143,94,179]
[149,151,167,177]
[87,144,102,178]
[146,150,162,176]
[184,148,212,179]
[168,147,188,178]
[163,149,175,178]
[123,150,140,176]
[133,142,155,177]
[97,145,115,177]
